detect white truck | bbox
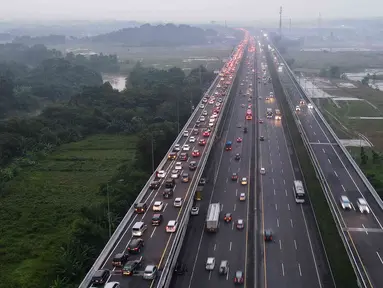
[206,203,220,232]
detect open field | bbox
[286,49,383,72]
[49,43,233,72]
[0,134,137,286]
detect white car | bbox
[183,144,190,151]
[215,102,221,107]
[269,92,274,97]
[171,170,180,179]
[206,257,215,270]
[166,220,178,233]
[153,201,164,211]
[191,206,199,215]
[199,104,205,109]
[308,103,313,109]
[240,193,246,201]
[189,136,196,143]
[208,122,214,127]
[260,168,266,175]
[295,106,301,111]
[357,198,370,213]
[211,114,218,119]
[183,130,189,137]
[200,116,205,122]
[175,162,182,170]
[340,195,352,210]
[202,110,208,116]
[174,197,183,207]
[202,98,208,103]
[208,99,215,104]
[173,144,181,151]
[157,170,166,178]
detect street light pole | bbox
[106,184,111,238]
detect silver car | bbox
[340,195,352,210]
[143,265,158,280]
[357,198,370,213]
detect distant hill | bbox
[88,23,218,46]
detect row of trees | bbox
[0,63,216,288]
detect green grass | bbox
[267,52,358,287]
[0,134,137,286]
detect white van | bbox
[132,222,147,237]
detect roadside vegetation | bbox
[267,47,358,288]
[0,51,217,287]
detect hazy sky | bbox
[0,0,381,22]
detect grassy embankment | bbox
[267,51,358,287]
[0,134,137,286]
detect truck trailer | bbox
[206,203,220,232]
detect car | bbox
[127,238,144,253]
[174,198,183,207]
[175,162,182,170]
[183,130,189,137]
[236,137,243,143]
[153,201,164,211]
[206,257,215,270]
[151,214,163,226]
[234,270,244,284]
[163,188,173,199]
[191,206,199,215]
[171,170,180,179]
[112,253,129,267]
[202,98,208,103]
[200,116,205,122]
[235,153,241,160]
[219,260,229,275]
[248,98,252,102]
[173,144,181,152]
[202,110,208,116]
[215,102,221,107]
[168,152,177,160]
[134,203,147,214]
[199,104,205,109]
[241,104,245,108]
[166,220,178,232]
[122,259,142,276]
[189,161,197,171]
[157,170,166,179]
[269,92,274,97]
[174,262,187,275]
[248,104,252,108]
[237,123,242,128]
[241,177,248,185]
[182,173,189,183]
[357,198,370,213]
[199,139,207,146]
[203,130,210,137]
[265,97,269,100]
[243,127,247,133]
[224,213,232,222]
[193,128,199,135]
[183,144,190,151]
[260,168,265,175]
[104,282,121,288]
[308,103,313,109]
[192,150,201,157]
[189,136,196,143]
[209,99,215,104]
[199,178,206,185]
[218,98,223,103]
[209,121,215,127]
[232,172,238,181]
[259,119,264,123]
[264,229,273,241]
[340,195,352,210]
[295,105,301,111]
[259,136,264,141]
[237,219,244,229]
[149,181,160,189]
[179,152,188,161]
[239,193,246,201]
[91,269,110,285]
[143,265,158,280]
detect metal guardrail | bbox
[79,62,224,288]
[156,45,246,288]
[273,47,383,211]
[277,71,368,288]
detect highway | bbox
[170,39,256,288]
[94,37,248,288]
[257,40,332,288]
[271,42,383,288]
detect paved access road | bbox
[257,40,333,288]
[170,39,257,288]
[273,43,383,288]
[99,44,245,288]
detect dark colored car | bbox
[127,238,144,253]
[149,181,160,189]
[264,229,273,241]
[243,127,248,133]
[134,203,147,214]
[90,269,110,286]
[224,213,232,222]
[232,173,238,181]
[174,262,187,275]
[122,259,142,276]
[189,161,197,171]
[235,153,241,160]
[152,214,163,226]
[260,136,264,141]
[163,188,174,198]
[199,139,206,146]
[112,253,129,267]
[165,178,175,188]
[179,153,188,161]
[199,178,206,185]
[168,152,177,160]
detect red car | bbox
[231,173,238,181]
[203,131,210,137]
[192,150,200,157]
[259,119,264,123]
[236,137,242,143]
[234,271,244,284]
[224,213,232,222]
[199,139,206,146]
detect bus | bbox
[266,108,273,119]
[275,109,281,120]
[293,180,305,203]
[246,109,252,120]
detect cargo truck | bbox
[206,203,220,232]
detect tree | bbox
[329,66,340,78]
[372,149,381,164]
[360,147,368,165]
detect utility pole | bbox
[279,6,283,37]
